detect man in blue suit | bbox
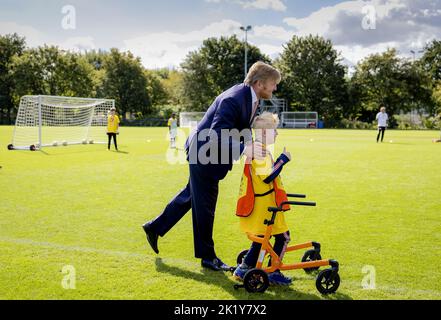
[142,61,281,271]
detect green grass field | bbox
[1,126,440,300]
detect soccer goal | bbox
[281,112,318,129]
[9,95,114,151]
[179,112,205,128]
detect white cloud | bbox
[123,19,242,69]
[205,0,286,11]
[0,21,96,54]
[335,42,399,65]
[282,0,441,65]
[127,0,441,69]
[3,0,440,70]
[238,0,286,11]
[252,25,293,42]
[0,21,46,47]
[59,36,96,52]
[257,43,283,60]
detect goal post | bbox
[9,95,114,150]
[179,112,205,128]
[281,112,318,129]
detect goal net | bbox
[179,112,205,129]
[281,112,318,128]
[9,95,114,150]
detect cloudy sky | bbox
[1,0,440,69]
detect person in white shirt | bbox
[376,106,389,143]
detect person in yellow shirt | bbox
[167,113,178,149]
[233,112,293,285]
[107,107,120,151]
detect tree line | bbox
[1,33,440,128]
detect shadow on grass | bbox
[36,147,129,156]
[377,142,412,145]
[38,148,106,156]
[154,257,352,300]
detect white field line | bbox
[1,236,441,298]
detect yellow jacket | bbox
[107,115,120,133]
[238,154,289,235]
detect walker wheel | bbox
[243,268,269,293]
[316,269,340,294]
[302,249,322,273]
[236,249,249,265]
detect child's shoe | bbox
[268,271,292,286]
[233,263,250,281]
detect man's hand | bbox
[244,141,266,163]
[282,147,291,161]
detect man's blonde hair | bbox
[252,112,279,129]
[244,61,281,86]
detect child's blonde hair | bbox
[252,112,279,129]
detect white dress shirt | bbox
[250,86,259,124]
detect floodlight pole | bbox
[410,49,424,62]
[240,25,252,79]
[410,50,416,61]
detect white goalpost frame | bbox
[179,112,206,128]
[281,112,319,129]
[10,95,115,150]
[38,95,42,148]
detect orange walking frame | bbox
[233,194,340,294]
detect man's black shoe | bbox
[142,222,159,254]
[201,257,231,272]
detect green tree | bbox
[144,69,169,107]
[276,35,348,121]
[420,40,441,82]
[0,33,25,123]
[351,49,434,126]
[101,49,151,118]
[161,69,184,106]
[181,35,269,111]
[83,49,109,97]
[419,40,441,117]
[10,45,94,98]
[61,52,95,97]
[432,82,441,115]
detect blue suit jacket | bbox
[185,84,254,181]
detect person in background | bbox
[376,106,389,143]
[168,113,178,149]
[107,107,120,151]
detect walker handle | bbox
[287,193,306,198]
[282,201,317,207]
[267,200,316,213]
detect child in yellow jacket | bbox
[107,107,120,151]
[233,112,292,285]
